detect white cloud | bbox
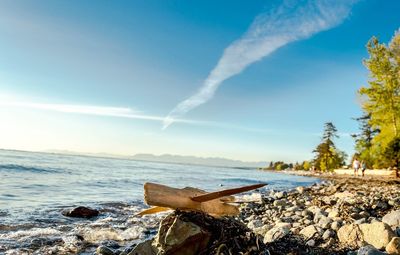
[0,101,201,125]
[163,0,357,129]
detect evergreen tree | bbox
[351,114,379,167]
[313,122,347,171]
[384,137,400,170]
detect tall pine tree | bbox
[313,122,347,171]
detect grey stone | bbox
[264,226,290,243]
[383,210,400,228]
[248,219,263,229]
[128,240,156,255]
[273,199,287,207]
[299,225,320,239]
[306,239,316,247]
[318,216,333,229]
[96,246,116,255]
[357,245,386,255]
[331,221,341,230]
[322,229,335,240]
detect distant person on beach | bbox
[361,160,366,177]
[352,158,360,176]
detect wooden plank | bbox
[143,183,239,216]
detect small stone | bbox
[275,191,286,199]
[318,216,333,229]
[331,221,341,230]
[355,218,367,225]
[96,246,116,255]
[247,219,263,229]
[306,239,316,246]
[300,225,320,239]
[386,237,400,255]
[358,245,386,255]
[328,210,340,218]
[322,229,335,240]
[264,227,290,243]
[273,199,286,207]
[296,186,306,194]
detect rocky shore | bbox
[2,174,400,254]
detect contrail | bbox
[163,0,356,129]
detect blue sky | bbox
[0,0,399,162]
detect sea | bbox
[0,149,320,254]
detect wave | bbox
[0,164,63,174]
[223,178,265,185]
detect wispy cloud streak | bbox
[0,101,201,125]
[163,0,356,129]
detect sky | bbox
[0,0,399,162]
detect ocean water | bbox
[0,149,320,253]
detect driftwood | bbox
[137,182,266,217]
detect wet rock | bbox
[373,201,389,210]
[154,217,211,254]
[264,226,290,243]
[96,245,116,255]
[338,222,395,249]
[62,206,99,218]
[386,237,400,255]
[383,210,400,228]
[357,245,386,255]
[128,240,156,255]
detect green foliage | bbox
[313,122,347,171]
[302,161,311,171]
[355,30,400,168]
[384,136,400,168]
[360,32,400,148]
[266,161,290,171]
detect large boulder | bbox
[154,216,211,255]
[338,222,395,249]
[383,210,400,228]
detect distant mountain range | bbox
[43,150,267,168]
[131,153,267,168]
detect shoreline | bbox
[1,171,399,254]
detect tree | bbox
[302,161,311,171]
[313,122,347,171]
[351,114,379,168]
[384,137,400,170]
[360,32,400,149]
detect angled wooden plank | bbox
[190,183,267,202]
[136,206,171,216]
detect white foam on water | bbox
[0,227,61,239]
[80,225,146,242]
